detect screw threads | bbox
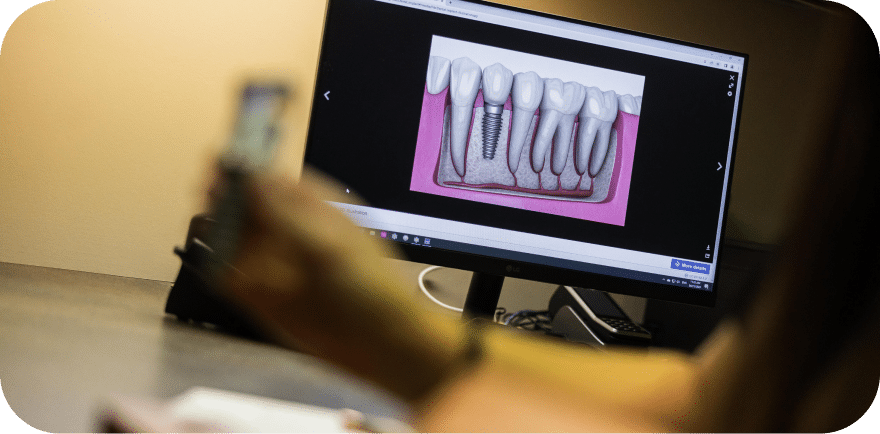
[481,104,504,159]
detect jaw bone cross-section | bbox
[422,56,641,203]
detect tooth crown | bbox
[450,57,483,107]
[618,94,639,115]
[481,63,514,105]
[512,71,543,110]
[582,87,618,122]
[541,79,585,114]
[541,78,565,111]
[561,82,586,115]
[426,56,451,95]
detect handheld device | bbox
[164,83,289,336]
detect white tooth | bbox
[550,81,585,175]
[508,71,543,173]
[577,87,618,177]
[449,57,482,177]
[426,56,451,94]
[480,63,513,160]
[635,96,642,115]
[531,79,585,173]
[618,94,639,116]
[481,63,513,105]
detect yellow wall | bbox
[1,0,327,281]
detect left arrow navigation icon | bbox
[324,91,330,100]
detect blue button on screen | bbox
[670,259,711,274]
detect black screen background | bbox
[304,0,741,262]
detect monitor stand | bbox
[462,272,504,319]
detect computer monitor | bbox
[303,0,747,316]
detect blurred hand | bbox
[212,166,464,402]
[205,165,704,430]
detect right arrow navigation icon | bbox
[717,162,723,171]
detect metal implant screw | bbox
[481,104,504,159]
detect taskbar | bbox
[359,226,713,292]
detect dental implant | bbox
[480,63,513,160]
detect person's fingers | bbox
[223,171,375,302]
[216,167,418,350]
[296,168,405,262]
[204,160,237,212]
[246,174,348,261]
[246,170,401,264]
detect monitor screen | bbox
[303,0,747,308]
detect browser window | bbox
[305,0,747,295]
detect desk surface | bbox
[0,262,413,432]
[0,259,567,432]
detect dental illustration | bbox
[419,55,642,204]
[411,43,642,225]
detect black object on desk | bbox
[549,286,652,347]
[165,214,264,339]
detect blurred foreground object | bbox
[98,387,412,433]
[164,82,289,339]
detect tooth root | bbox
[513,114,541,189]
[558,125,581,190]
[532,109,561,173]
[540,141,558,190]
[509,108,533,172]
[450,105,473,177]
[590,121,613,177]
[551,114,577,175]
[449,57,482,177]
[509,71,543,173]
[426,56,451,95]
[576,117,601,175]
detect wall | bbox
[1,0,327,281]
